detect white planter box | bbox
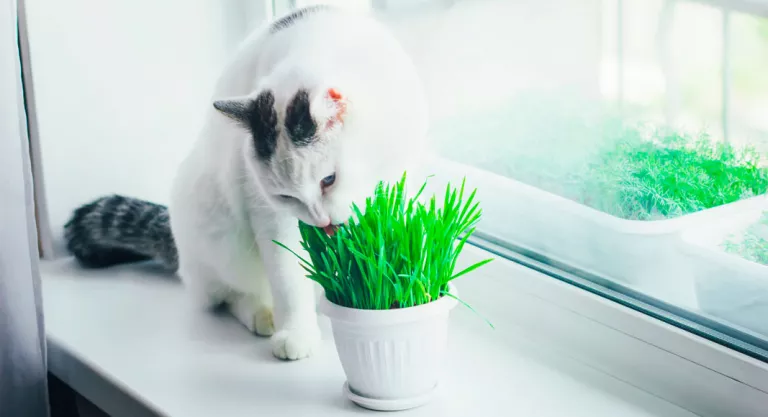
[319,285,458,411]
[680,207,768,336]
[428,157,766,308]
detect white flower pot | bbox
[318,284,458,411]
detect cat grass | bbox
[274,173,492,310]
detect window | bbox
[273,0,768,359]
[377,0,768,358]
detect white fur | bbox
[168,7,428,360]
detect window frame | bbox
[694,0,768,16]
[453,242,768,417]
[1,0,49,413]
[18,0,53,259]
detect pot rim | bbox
[318,283,458,326]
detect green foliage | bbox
[724,212,768,266]
[581,129,768,220]
[274,173,493,310]
[434,100,768,220]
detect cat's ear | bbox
[213,97,251,124]
[213,91,278,160]
[324,88,348,129]
[285,87,348,146]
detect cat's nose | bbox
[308,203,331,228]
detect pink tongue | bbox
[323,225,338,236]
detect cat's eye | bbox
[321,173,336,188]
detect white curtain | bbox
[0,0,49,415]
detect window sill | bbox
[42,256,698,417]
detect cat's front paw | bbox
[230,297,275,337]
[271,325,321,360]
[251,306,275,337]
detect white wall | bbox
[25,0,259,244]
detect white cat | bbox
[65,5,428,361]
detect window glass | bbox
[379,0,768,354]
[731,11,768,154]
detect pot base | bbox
[343,382,436,411]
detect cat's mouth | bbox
[322,221,350,236]
[323,224,340,236]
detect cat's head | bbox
[213,86,396,230]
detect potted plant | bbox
[275,173,492,411]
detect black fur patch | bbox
[285,89,317,147]
[249,91,279,160]
[270,5,332,33]
[214,92,280,160]
[64,195,178,270]
[137,204,162,231]
[100,194,125,232]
